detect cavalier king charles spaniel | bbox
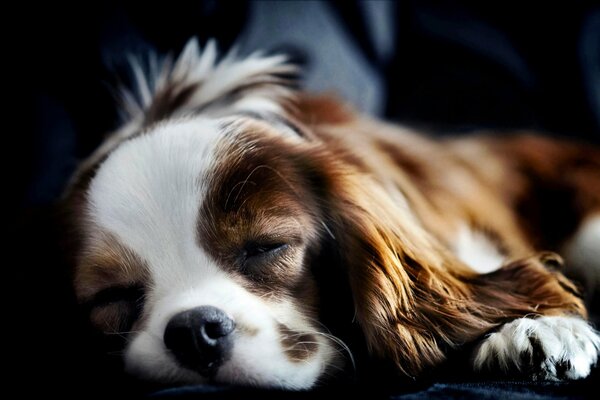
[63,39,600,389]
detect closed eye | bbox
[87,285,145,309]
[243,242,288,260]
[84,285,145,334]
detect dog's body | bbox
[65,39,600,389]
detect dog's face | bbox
[73,115,343,389]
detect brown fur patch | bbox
[277,323,319,363]
[75,231,149,301]
[286,97,592,377]
[196,120,320,299]
[75,231,149,333]
[376,140,429,183]
[480,134,600,250]
[290,93,355,126]
[325,166,585,376]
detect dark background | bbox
[11,1,600,398]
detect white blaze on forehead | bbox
[88,117,224,290]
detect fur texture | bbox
[64,39,600,389]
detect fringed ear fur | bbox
[325,165,586,378]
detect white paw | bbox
[473,316,600,380]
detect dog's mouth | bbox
[120,281,340,389]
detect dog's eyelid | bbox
[239,241,292,276]
[243,241,288,258]
[84,284,145,310]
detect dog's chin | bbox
[124,354,325,390]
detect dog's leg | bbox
[473,315,600,380]
[467,254,600,380]
[454,136,600,379]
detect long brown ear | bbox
[324,165,586,378]
[288,93,587,377]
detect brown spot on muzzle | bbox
[277,323,319,362]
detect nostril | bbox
[204,321,226,340]
[164,316,198,354]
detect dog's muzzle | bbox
[164,306,235,377]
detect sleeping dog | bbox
[63,39,600,389]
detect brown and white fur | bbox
[64,39,600,389]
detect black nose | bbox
[164,306,235,376]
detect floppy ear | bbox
[324,165,586,377]
[287,93,587,376]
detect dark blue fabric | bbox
[148,380,597,400]
[393,381,593,400]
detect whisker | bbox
[232,164,267,206]
[312,331,356,372]
[106,329,141,336]
[283,341,352,372]
[283,323,356,372]
[252,164,306,200]
[321,221,336,240]
[304,317,335,334]
[225,179,256,210]
[229,163,307,211]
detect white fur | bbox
[89,118,222,279]
[562,215,600,293]
[125,276,334,389]
[473,316,600,380]
[88,118,335,389]
[453,225,505,273]
[67,38,295,197]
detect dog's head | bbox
[67,39,574,390]
[65,40,361,389]
[77,118,339,388]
